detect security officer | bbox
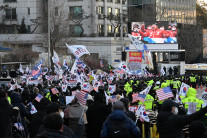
[182,87,204,112]
[124,79,133,95]
[189,74,196,88]
[138,94,154,110]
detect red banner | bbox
[129,52,142,63]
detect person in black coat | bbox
[30,98,51,138]
[120,98,136,122]
[10,92,31,137]
[0,89,13,138]
[157,99,207,138]
[86,93,112,138]
[36,113,73,138]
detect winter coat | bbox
[36,129,72,138]
[30,111,47,138]
[30,98,51,138]
[37,124,77,138]
[64,102,86,134]
[86,101,112,138]
[10,92,30,137]
[101,110,140,138]
[157,106,207,138]
[0,97,13,138]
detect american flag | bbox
[46,75,54,81]
[30,59,43,79]
[35,94,43,102]
[51,88,59,94]
[132,93,139,103]
[100,60,104,68]
[76,58,83,67]
[156,87,174,101]
[117,68,124,74]
[76,90,89,105]
[137,94,146,102]
[110,95,117,103]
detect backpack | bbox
[108,118,131,138]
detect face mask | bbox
[160,28,164,30]
[172,28,176,31]
[148,27,151,30]
[173,107,178,115]
[60,111,64,118]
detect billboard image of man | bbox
[131,21,177,43]
[131,24,141,37]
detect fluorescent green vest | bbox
[138,94,154,110]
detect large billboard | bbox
[131,21,177,44]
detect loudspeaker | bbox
[122,51,126,61]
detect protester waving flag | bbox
[136,106,150,122]
[51,88,59,94]
[82,82,92,92]
[63,60,68,69]
[108,85,116,94]
[76,90,89,105]
[30,59,43,79]
[161,68,165,76]
[179,82,190,97]
[26,66,30,73]
[137,94,146,102]
[35,94,43,102]
[28,102,37,114]
[200,88,207,107]
[62,84,67,92]
[132,93,139,103]
[156,87,174,101]
[19,63,24,74]
[66,44,90,59]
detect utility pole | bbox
[48,0,50,68]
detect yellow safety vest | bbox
[138,94,154,110]
[182,97,204,111]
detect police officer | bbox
[182,88,204,112]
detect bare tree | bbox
[0,4,8,11]
[105,13,127,37]
[2,47,39,63]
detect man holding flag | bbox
[157,99,207,138]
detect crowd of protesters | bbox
[1,67,207,138]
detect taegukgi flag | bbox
[179,82,190,97]
[66,44,90,59]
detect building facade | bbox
[0,0,128,66]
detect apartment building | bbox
[0,0,128,65]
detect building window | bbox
[108,25,112,33]
[5,8,17,20]
[96,0,104,1]
[107,0,113,2]
[55,7,58,16]
[115,8,120,16]
[27,7,30,15]
[98,24,104,36]
[4,0,17,2]
[115,0,120,3]
[27,25,31,33]
[97,7,104,14]
[69,6,82,19]
[107,7,112,15]
[115,27,120,33]
[6,26,15,34]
